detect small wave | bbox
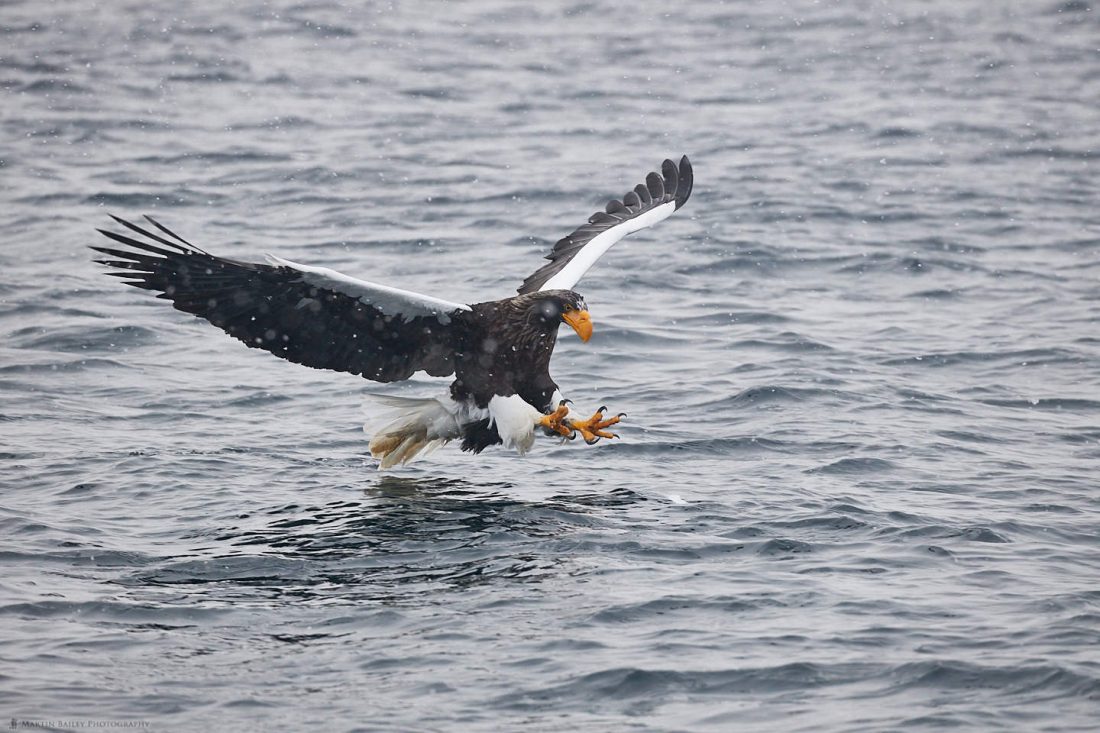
[11,324,159,353]
[723,384,836,406]
[132,555,315,587]
[874,126,921,139]
[230,115,318,130]
[133,150,293,166]
[19,78,92,94]
[756,538,815,556]
[606,436,789,457]
[170,23,245,41]
[883,660,1100,698]
[881,348,1080,368]
[83,190,227,207]
[676,310,792,326]
[1046,0,1092,13]
[225,391,293,407]
[806,457,896,475]
[1000,146,1100,161]
[676,250,790,274]
[934,429,1000,444]
[164,71,241,83]
[0,599,224,622]
[0,357,136,374]
[0,58,63,72]
[876,524,1010,543]
[0,547,153,566]
[759,515,871,532]
[401,87,464,101]
[835,252,984,275]
[588,595,764,624]
[908,288,961,299]
[978,397,1100,412]
[496,662,867,709]
[733,332,835,353]
[290,19,357,38]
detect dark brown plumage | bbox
[450,291,586,452]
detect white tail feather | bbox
[363,394,480,470]
[364,393,545,468]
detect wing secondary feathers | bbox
[92,216,464,382]
[519,155,693,294]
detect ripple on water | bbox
[495,662,872,711]
[806,457,897,475]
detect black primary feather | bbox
[92,217,458,382]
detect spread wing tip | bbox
[674,155,693,210]
[517,154,694,294]
[92,214,209,258]
[659,155,693,211]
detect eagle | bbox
[92,156,693,468]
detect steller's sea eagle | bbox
[92,156,693,468]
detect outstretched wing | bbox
[518,155,693,294]
[92,216,470,382]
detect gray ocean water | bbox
[2,0,1099,730]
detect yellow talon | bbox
[538,399,575,438]
[567,405,624,444]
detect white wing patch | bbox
[266,255,472,322]
[538,200,677,292]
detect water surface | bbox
[2,0,1099,730]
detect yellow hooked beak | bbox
[562,309,593,342]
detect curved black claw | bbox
[568,405,626,444]
[539,400,575,439]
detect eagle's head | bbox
[523,290,592,342]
